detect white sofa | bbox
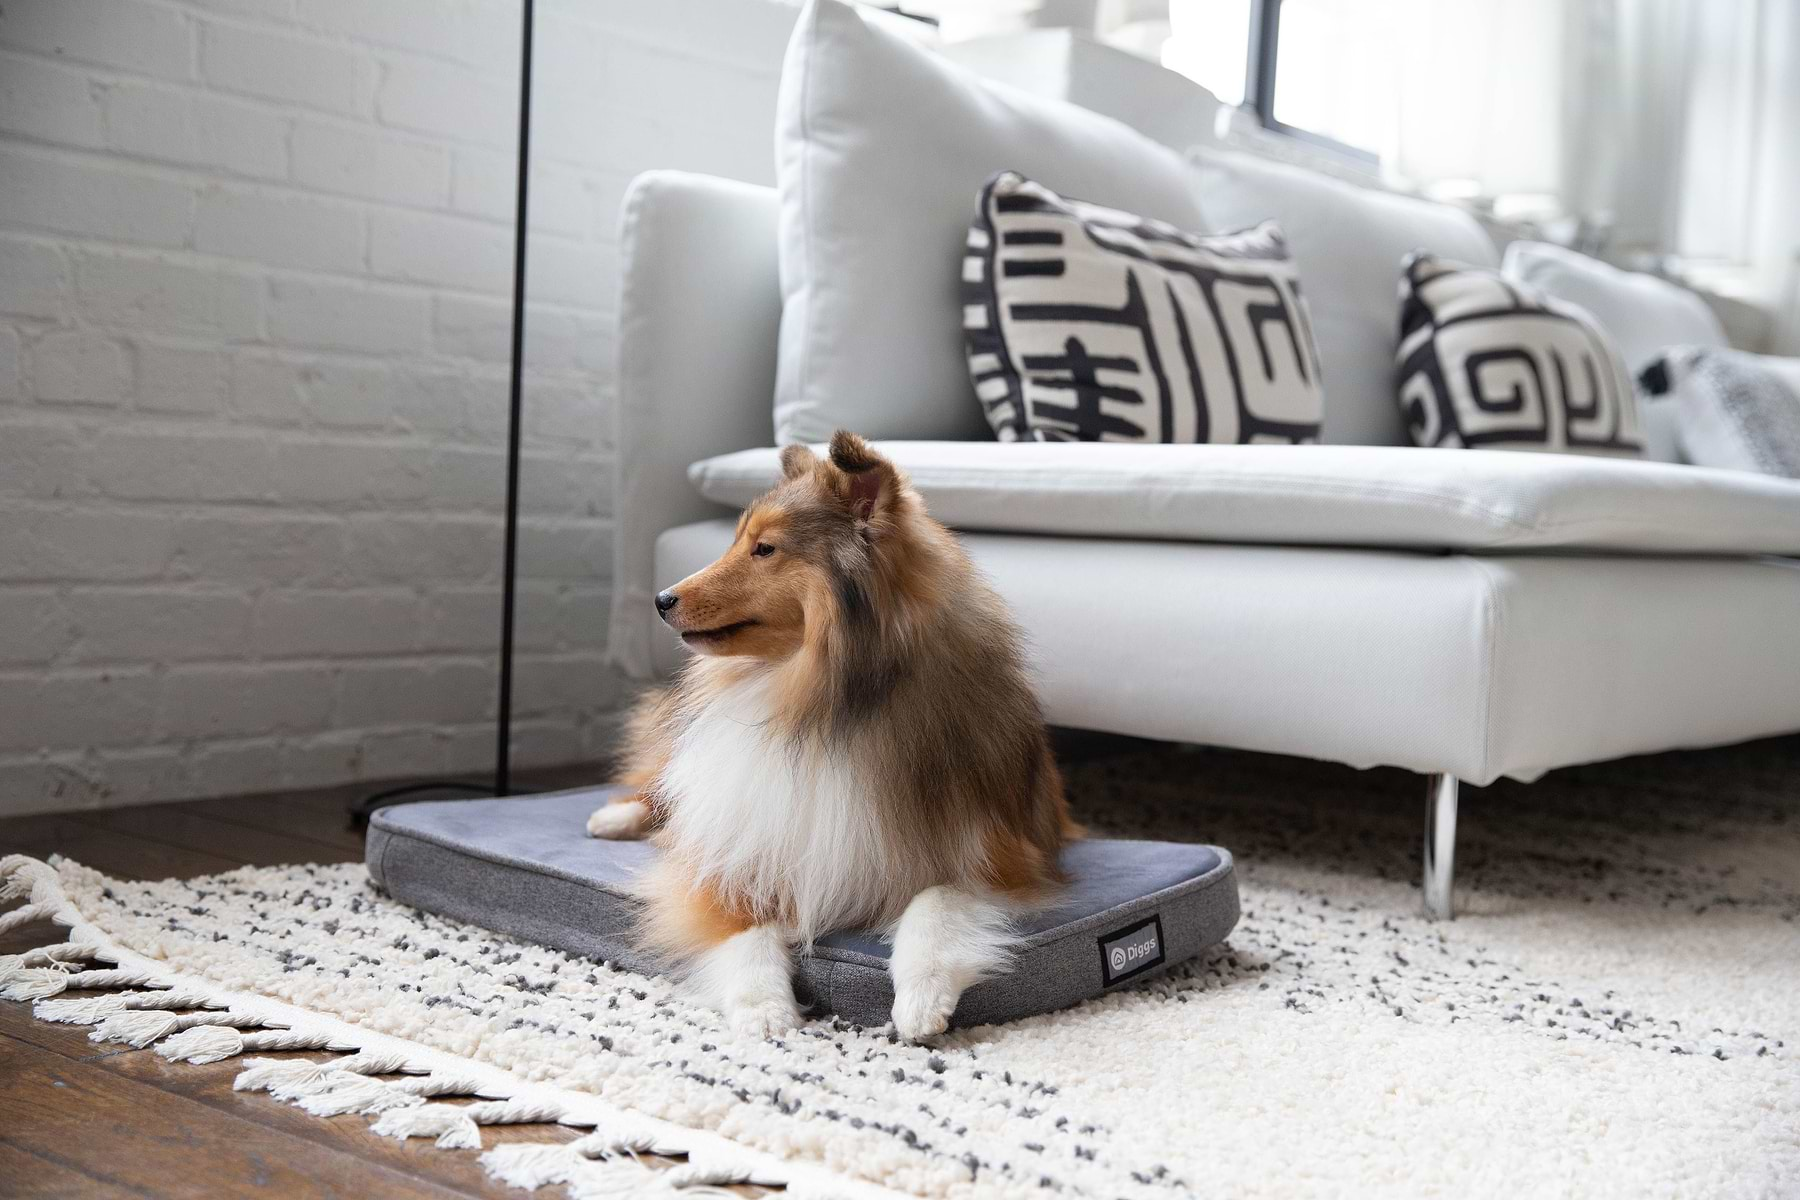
[604,8,1800,919]
[604,171,1800,919]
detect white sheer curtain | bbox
[1560,0,1699,258]
[1674,0,1765,264]
[1384,0,1568,200]
[1561,0,1768,266]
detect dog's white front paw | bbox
[586,800,648,840]
[692,925,800,1039]
[892,975,959,1041]
[726,993,802,1038]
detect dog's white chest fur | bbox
[656,671,896,942]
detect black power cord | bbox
[347,781,494,832]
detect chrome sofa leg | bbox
[1422,773,1459,921]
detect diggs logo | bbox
[1098,915,1165,986]
[1108,937,1155,972]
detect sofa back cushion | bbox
[1503,240,1730,464]
[964,172,1323,444]
[1189,147,1499,446]
[1502,241,1728,372]
[774,0,1206,446]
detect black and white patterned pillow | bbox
[1396,253,1643,456]
[1639,347,1800,478]
[963,172,1324,443]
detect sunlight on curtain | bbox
[1272,0,1566,201]
[1677,0,1763,264]
[1269,0,1405,155]
[1161,0,1252,106]
[1163,0,1567,205]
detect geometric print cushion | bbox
[1396,252,1643,457]
[1638,347,1800,478]
[963,171,1324,444]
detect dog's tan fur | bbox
[601,432,1075,975]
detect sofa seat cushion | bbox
[653,522,1800,782]
[690,442,1800,558]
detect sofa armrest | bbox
[607,171,780,679]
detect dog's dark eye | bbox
[751,542,776,558]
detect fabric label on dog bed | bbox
[1098,914,1165,986]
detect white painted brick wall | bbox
[0,0,799,815]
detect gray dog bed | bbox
[367,786,1239,1030]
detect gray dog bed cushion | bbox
[366,786,1239,1030]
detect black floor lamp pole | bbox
[495,0,534,798]
[346,0,534,825]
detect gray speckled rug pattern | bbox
[11,736,1800,1199]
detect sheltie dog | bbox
[588,432,1075,1040]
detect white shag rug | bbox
[4,739,1799,1199]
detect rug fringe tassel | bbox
[571,1161,763,1198]
[91,1008,192,1049]
[658,1158,762,1195]
[233,1049,416,1097]
[234,1056,340,1094]
[33,992,128,1024]
[0,941,102,975]
[155,1022,343,1064]
[370,1102,489,1150]
[91,1008,261,1049]
[371,1095,572,1150]
[390,1069,489,1099]
[294,1072,429,1118]
[582,1128,693,1159]
[1,964,161,1002]
[0,856,73,929]
[153,1023,247,1064]
[0,860,33,903]
[0,899,56,935]
[35,987,218,1024]
[483,1142,676,1199]
[481,1141,593,1190]
[480,1134,777,1197]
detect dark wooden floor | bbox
[0,767,773,1199]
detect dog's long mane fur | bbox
[615,432,1075,955]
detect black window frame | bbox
[1243,0,1379,166]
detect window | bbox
[1158,0,1567,191]
[1132,0,1774,268]
[1160,0,1391,162]
[1264,0,1404,161]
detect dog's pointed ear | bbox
[828,430,900,523]
[779,444,817,481]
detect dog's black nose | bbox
[654,590,679,615]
